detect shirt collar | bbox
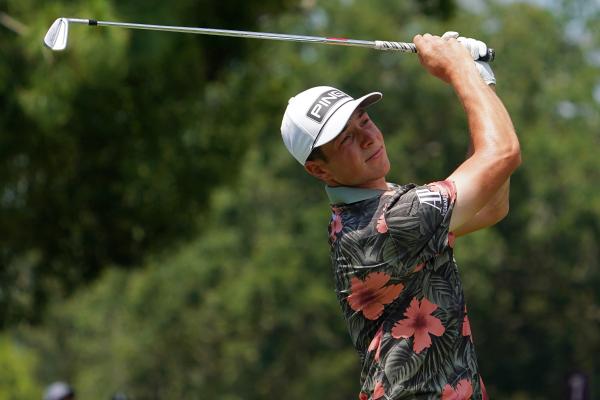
[325,185,387,205]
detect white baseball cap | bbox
[281,86,382,164]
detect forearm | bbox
[451,73,519,162]
[446,72,520,227]
[455,86,512,237]
[413,34,519,165]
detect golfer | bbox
[280,32,520,399]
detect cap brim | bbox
[313,92,382,149]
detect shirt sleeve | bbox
[382,180,457,257]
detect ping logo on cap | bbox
[306,89,351,123]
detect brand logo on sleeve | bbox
[415,188,446,212]
[306,90,351,123]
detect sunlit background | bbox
[1,0,598,398]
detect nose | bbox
[359,132,373,149]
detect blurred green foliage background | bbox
[1,0,599,398]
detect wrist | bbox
[451,72,492,113]
[449,66,487,92]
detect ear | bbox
[304,160,335,183]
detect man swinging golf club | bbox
[280,32,520,399]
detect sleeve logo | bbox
[415,188,448,213]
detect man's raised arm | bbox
[413,33,521,232]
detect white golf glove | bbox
[442,31,496,86]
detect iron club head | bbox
[44,18,69,51]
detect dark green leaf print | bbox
[422,272,456,308]
[384,340,425,385]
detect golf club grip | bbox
[374,41,495,62]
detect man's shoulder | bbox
[386,181,456,213]
[377,182,422,209]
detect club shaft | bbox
[58,18,494,61]
[66,18,414,52]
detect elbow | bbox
[480,131,522,173]
[510,142,522,170]
[507,129,522,169]
[498,139,521,172]
[487,125,521,169]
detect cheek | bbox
[382,157,391,174]
[380,150,391,168]
[336,146,360,163]
[332,153,362,178]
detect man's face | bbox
[306,107,390,189]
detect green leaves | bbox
[0,334,41,400]
[1,0,599,398]
[0,0,294,326]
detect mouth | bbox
[366,146,383,162]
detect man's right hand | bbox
[412,33,481,85]
[414,33,496,86]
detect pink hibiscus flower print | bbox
[376,213,388,233]
[441,379,473,400]
[373,380,385,400]
[391,297,446,353]
[427,180,457,203]
[348,272,404,320]
[329,208,343,241]
[359,392,368,400]
[367,325,384,362]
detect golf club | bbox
[43,18,495,62]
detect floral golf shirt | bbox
[326,181,488,400]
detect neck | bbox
[329,177,389,190]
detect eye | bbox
[341,133,353,145]
[359,112,369,126]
